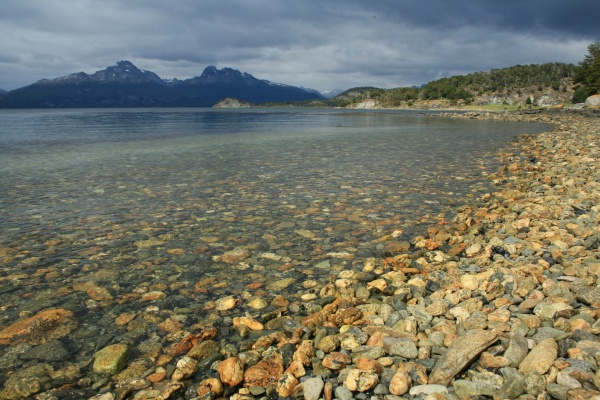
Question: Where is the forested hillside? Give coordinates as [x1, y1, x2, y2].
[332, 63, 577, 108]
[332, 43, 600, 109]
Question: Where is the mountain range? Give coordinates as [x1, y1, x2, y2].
[0, 61, 325, 108]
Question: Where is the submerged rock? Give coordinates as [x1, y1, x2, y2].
[0, 309, 77, 346]
[93, 344, 129, 375]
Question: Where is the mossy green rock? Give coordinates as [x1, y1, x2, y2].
[93, 343, 129, 375]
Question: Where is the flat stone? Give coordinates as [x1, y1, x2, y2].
[351, 345, 385, 362]
[213, 247, 250, 262]
[519, 338, 557, 375]
[267, 278, 296, 290]
[504, 335, 529, 368]
[0, 363, 53, 400]
[389, 340, 418, 359]
[557, 371, 582, 389]
[429, 329, 498, 386]
[454, 380, 497, 397]
[409, 384, 449, 396]
[22, 340, 69, 362]
[567, 388, 600, 400]
[575, 286, 600, 306]
[533, 302, 573, 320]
[0, 309, 77, 346]
[532, 327, 566, 342]
[93, 343, 129, 375]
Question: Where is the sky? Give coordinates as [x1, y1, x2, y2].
[1, 0, 599, 92]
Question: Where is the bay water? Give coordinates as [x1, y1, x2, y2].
[0, 108, 547, 381]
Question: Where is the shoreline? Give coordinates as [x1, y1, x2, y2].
[1, 109, 599, 399]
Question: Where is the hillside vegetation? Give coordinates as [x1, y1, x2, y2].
[274, 43, 598, 110]
[332, 63, 578, 109]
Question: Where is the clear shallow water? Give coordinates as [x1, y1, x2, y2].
[0, 108, 547, 380]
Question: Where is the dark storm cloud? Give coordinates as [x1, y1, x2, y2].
[0, 0, 598, 91]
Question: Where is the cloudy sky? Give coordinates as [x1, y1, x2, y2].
[1, 0, 598, 92]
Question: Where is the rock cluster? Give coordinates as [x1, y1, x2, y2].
[1, 109, 599, 399]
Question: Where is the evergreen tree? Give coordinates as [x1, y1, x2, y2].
[574, 42, 600, 99]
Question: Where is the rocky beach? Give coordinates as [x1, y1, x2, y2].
[0, 108, 599, 400]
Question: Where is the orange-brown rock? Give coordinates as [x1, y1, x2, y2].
[355, 358, 384, 374]
[73, 282, 114, 302]
[0, 308, 77, 345]
[331, 307, 362, 326]
[197, 378, 224, 396]
[285, 360, 306, 378]
[293, 340, 315, 366]
[302, 298, 340, 329]
[389, 370, 411, 396]
[243, 352, 284, 387]
[233, 316, 264, 331]
[344, 369, 379, 392]
[276, 371, 299, 397]
[218, 357, 245, 387]
[322, 352, 351, 370]
[115, 312, 137, 326]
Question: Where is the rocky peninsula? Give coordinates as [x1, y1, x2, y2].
[0, 109, 599, 400]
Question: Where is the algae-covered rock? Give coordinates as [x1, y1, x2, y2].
[93, 343, 129, 375]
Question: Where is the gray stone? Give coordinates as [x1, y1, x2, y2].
[409, 384, 449, 396]
[389, 340, 418, 359]
[533, 302, 573, 320]
[524, 372, 546, 396]
[22, 340, 69, 362]
[546, 383, 569, 400]
[0, 363, 53, 400]
[351, 346, 385, 362]
[301, 377, 324, 400]
[453, 380, 497, 397]
[575, 286, 600, 306]
[585, 94, 600, 106]
[373, 383, 389, 395]
[556, 371, 582, 389]
[532, 327, 566, 343]
[504, 335, 529, 368]
[335, 385, 354, 400]
[499, 375, 525, 399]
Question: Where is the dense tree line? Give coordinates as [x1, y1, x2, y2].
[420, 63, 576, 104]
[327, 63, 578, 107]
[572, 42, 600, 103]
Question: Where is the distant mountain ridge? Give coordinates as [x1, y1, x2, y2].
[0, 61, 325, 108]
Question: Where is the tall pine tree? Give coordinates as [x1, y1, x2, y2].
[574, 42, 600, 101]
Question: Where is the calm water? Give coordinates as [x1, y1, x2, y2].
[0, 108, 547, 383]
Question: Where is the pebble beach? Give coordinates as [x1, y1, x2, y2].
[0, 109, 599, 400]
